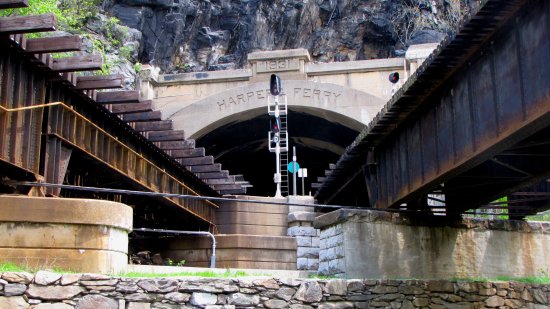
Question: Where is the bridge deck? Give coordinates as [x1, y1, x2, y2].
[316, 0, 550, 217]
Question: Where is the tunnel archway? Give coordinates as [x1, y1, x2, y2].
[196, 106, 363, 196]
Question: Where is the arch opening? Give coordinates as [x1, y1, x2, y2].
[196, 107, 363, 197]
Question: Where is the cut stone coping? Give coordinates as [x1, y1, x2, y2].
[314, 209, 550, 234]
[248, 48, 311, 62]
[0, 195, 132, 231]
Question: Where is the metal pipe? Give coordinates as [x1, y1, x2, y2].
[7, 182, 548, 217]
[133, 228, 216, 268]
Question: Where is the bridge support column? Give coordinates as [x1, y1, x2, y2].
[314, 209, 550, 279]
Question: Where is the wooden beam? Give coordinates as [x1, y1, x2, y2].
[130, 120, 172, 132]
[51, 54, 102, 72]
[211, 183, 245, 191]
[178, 156, 213, 166]
[26, 35, 81, 53]
[218, 188, 247, 195]
[0, 14, 56, 34]
[205, 177, 236, 185]
[76, 74, 124, 90]
[168, 148, 205, 158]
[196, 170, 229, 179]
[0, 0, 29, 9]
[143, 130, 184, 141]
[121, 111, 161, 122]
[109, 101, 152, 114]
[187, 163, 221, 173]
[154, 140, 195, 150]
[96, 90, 139, 103]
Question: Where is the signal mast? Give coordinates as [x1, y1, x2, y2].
[267, 74, 288, 197]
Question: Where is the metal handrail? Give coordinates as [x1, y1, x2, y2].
[133, 228, 216, 268]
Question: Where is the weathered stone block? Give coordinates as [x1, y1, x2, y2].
[125, 293, 156, 302]
[307, 258, 319, 270]
[253, 279, 280, 290]
[413, 297, 429, 307]
[264, 299, 288, 309]
[35, 271, 62, 286]
[297, 258, 308, 270]
[318, 261, 329, 274]
[370, 285, 398, 294]
[1, 272, 33, 284]
[319, 238, 327, 250]
[485, 295, 505, 307]
[0, 296, 28, 309]
[275, 287, 296, 301]
[227, 293, 260, 306]
[398, 285, 423, 295]
[288, 212, 316, 223]
[138, 279, 178, 293]
[4, 283, 26, 296]
[296, 236, 312, 247]
[60, 274, 81, 286]
[126, 302, 151, 309]
[328, 259, 346, 274]
[326, 234, 344, 248]
[27, 285, 86, 301]
[312, 236, 320, 246]
[76, 295, 118, 309]
[318, 302, 354, 309]
[164, 292, 190, 303]
[297, 247, 319, 259]
[325, 279, 347, 296]
[190, 292, 218, 306]
[288, 226, 317, 237]
[294, 281, 323, 303]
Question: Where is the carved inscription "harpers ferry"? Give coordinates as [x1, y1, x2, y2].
[216, 87, 342, 110]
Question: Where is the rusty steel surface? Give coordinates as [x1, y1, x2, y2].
[0, 36, 220, 226]
[44, 103, 217, 224]
[0, 40, 46, 176]
[316, 0, 550, 215]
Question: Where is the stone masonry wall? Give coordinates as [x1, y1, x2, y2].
[287, 197, 320, 272]
[1, 271, 549, 308]
[318, 223, 345, 277]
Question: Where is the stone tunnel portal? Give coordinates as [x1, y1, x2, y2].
[196, 106, 363, 197]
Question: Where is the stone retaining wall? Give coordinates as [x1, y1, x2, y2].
[0, 271, 549, 308]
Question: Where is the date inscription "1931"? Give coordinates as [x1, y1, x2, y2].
[257, 59, 299, 73]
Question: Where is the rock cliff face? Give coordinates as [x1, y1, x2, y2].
[102, 0, 471, 73]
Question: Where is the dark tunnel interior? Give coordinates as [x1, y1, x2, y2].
[196, 108, 362, 197]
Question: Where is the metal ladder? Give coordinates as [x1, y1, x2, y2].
[279, 113, 289, 196]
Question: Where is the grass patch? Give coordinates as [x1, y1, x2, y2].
[494, 276, 550, 284]
[119, 269, 257, 278]
[0, 262, 26, 272]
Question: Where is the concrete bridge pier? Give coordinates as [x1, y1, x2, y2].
[314, 209, 550, 279]
[136, 196, 321, 271]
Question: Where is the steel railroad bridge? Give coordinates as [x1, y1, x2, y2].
[2, 0, 550, 227]
[0, 0, 250, 231]
[315, 0, 550, 219]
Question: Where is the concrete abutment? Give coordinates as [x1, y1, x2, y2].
[0, 195, 133, 274]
